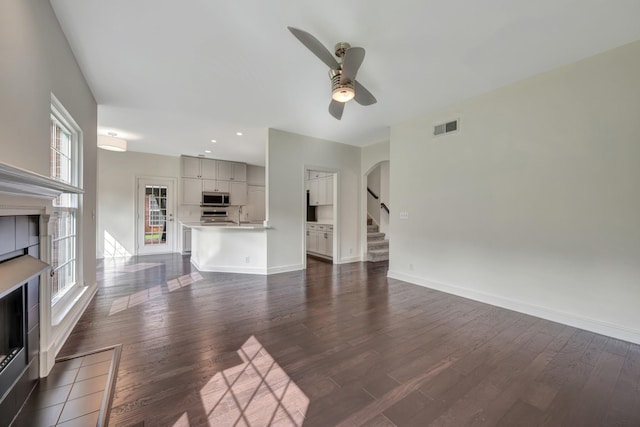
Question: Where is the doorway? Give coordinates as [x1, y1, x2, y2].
[136, 177, 176, 255]
[304, 169, 337, 265]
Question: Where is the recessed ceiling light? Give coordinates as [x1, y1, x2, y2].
[210, 139, 216, 143]
[205, 150, 211, 153]
[236, 132, 243, 136]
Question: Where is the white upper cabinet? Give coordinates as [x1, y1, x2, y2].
[208, 160, 246, 181]
[200, 159, 217, 179]
[181, 156, 217, 179]
[182, 178, 202, 204]
[231, 162, 246, 181]
[182, 157, 202, 178]
[217, 161, 232, 181]
[306, 172, 333, 206]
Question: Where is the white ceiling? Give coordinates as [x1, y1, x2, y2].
[50, 0, 640, 166]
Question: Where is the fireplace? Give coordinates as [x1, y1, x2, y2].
[0, 287, 24, 373]
[0, 215, 47, 424]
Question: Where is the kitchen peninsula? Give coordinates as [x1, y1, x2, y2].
[181, 221, 270, 274]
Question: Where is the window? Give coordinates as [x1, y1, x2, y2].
[50, 96, 81, 305]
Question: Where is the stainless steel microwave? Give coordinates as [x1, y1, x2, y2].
[201, 192, 230, 206]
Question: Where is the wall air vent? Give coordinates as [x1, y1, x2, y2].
[433, 119, 459, 136]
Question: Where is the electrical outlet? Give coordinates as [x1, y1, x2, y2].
[409, 263, 413, 271]
[400, 211, 409, 220]
[349, 248, 353, 254]
[245, 256, 251, 264]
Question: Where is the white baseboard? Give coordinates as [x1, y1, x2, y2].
[41, 283, 97, 376]
[266, 264, 304, 275]
[387, 270, 640, 345]
[338, 255, 362, 264]
[191, 259, 267, 275]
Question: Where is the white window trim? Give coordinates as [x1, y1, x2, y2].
[50, 94, 84, 319]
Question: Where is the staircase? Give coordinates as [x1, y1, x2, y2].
[367, 221, 389, 262]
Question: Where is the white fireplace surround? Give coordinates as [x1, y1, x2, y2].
[0, 161, 93, 377]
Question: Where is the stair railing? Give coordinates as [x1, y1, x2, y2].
[367, 187, 379, 200]
[381, 203, 389, 214]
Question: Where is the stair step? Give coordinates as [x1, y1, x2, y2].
[367, 232, 385, 241]
[368, 239, 389, 251]
[367, 225, 379, 233]
[367, 249, 389, 262]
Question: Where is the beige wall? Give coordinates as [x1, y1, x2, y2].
[97, 150, 180, 258]
[266, 129, 361, 271]
[0, 0, 98, 372]
[0, 0, 98, 283]
[389, 41, 640, 344]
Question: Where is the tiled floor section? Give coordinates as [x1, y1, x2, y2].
[12, 348, 120, 427]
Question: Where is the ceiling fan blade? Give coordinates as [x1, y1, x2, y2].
[329, 99, 345, 120]
[340, 47, 365, 84]
[354, 80, 377, 106]
[288, 27, 339, 69]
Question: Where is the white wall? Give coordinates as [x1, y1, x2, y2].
[389, 41, 640, 344]
[97, 150, 180, 258]
[0, 0, 98, 372]
[266, 129, 361, 272]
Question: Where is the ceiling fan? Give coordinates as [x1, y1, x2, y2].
[288, 27, 377, 120]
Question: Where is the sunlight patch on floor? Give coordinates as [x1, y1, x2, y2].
[108, 269, 203, 316]
[172, 336, 309, 426]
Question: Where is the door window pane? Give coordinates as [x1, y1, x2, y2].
[145, 185, 167, 245]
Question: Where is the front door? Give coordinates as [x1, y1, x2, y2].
[137, 177, 176, 255]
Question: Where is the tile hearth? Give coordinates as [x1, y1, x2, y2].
[12, 347, 120, 427]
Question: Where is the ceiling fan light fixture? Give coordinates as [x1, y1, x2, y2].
[332, 86, 355, 103]
[98, 132, 127, 152]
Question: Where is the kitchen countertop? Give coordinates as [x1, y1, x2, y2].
[181, 221, 270, 230]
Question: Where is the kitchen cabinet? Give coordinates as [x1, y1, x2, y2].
[318, 176, 332, 205]
[231, 162, 247, 181]
[306, 226, 318, 252]
[202, 179, 229, 193]
[246, 186, 265, 222]
[181, 156, 248, 205]
[306, 223, 333, 259]
[308, 179, 319, 205]
[216, 161, 247, 182]
[308, 170, 326, 179]
[307, 174, 333, 206]
[183, 178, 230, 205]
[182, 178, 203, 205]
[230, 181, 247, 205]
[182, 226, 192, 254]
[182, 156, 217, 179]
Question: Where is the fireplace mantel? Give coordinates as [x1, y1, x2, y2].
[0, 255, 50, 299]
[0, 162, 83, 198]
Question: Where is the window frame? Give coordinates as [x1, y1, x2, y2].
[50, 94, 84, 313]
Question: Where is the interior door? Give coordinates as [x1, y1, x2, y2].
[137, 177, 176, 255]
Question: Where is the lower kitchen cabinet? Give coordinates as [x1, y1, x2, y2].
[306, 223, 333, 259]
[182, 226, 192, 254]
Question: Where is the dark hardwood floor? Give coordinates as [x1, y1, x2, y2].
[59, 255, 640, 426]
